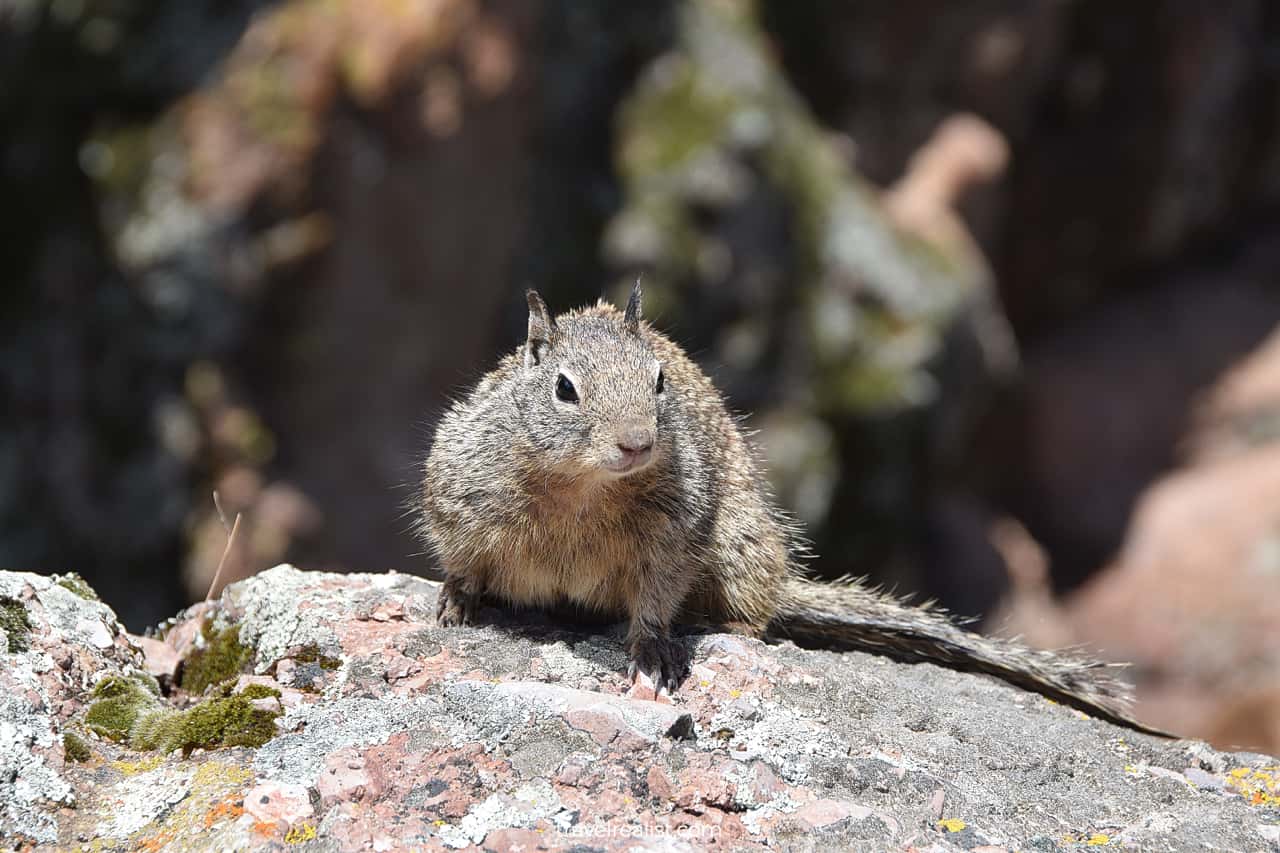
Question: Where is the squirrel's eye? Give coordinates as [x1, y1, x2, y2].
[655, 369, 665, 394]
[555, 374, 579, 404]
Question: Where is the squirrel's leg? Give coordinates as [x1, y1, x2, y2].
[624, 566, 691, 692]
[435, 566, 488, 627]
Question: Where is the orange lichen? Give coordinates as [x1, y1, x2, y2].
[203, 799, 245, 829]
[252, 820, 280, 837]
[138, 830, 176, 852]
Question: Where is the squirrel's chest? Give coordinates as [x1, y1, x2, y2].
[487, 492, 661, 612]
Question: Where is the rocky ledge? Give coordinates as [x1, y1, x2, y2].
[1, 566, 1277, 851]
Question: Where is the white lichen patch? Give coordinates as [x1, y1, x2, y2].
[97, 765, 195, 839]
[538, 640, 614, 683]
[0, 572, 126, 844]
[0, 688, 75, 844]
[1, 571, 124, 651]
[436, 779, 564, 848]
[226, 565, 345, 670]
[254, 695, 449, 782]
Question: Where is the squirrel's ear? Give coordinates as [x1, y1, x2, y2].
[623, 276, 642, 336]
[525, 289, 556, 367]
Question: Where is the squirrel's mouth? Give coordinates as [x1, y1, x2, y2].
[601, 446, 653, 476]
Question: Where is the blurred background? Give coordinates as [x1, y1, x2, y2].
[4, 0, 1279, 752]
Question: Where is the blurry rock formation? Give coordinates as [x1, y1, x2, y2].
[601, 0, 1016, 608]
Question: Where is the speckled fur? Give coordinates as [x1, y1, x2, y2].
[419, 287, 1166, 734]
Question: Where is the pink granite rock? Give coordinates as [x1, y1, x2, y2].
[242, 780, 313, 828]
[4, 564, 1277, 851]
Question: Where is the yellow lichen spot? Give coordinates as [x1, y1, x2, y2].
[728, 689, 741, 698]
[699, 681, 710, 688]
[1086, 833, 1110, 845]
[937, 818, 966, 832]
[1123, 765, 1138, 775]
[1225, 766, 1280, 808]
[284, 823, 317, 844]
[433, 820, 446, 827]
[112, 756, 165, 775]
[193, 761, 254, 788]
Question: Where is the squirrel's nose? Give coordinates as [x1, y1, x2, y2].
[616, 426, 654, 456]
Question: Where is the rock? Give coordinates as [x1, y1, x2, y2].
[242, 779, 314, 828]
[128, 633, 182, 681]
[492, 681, 694, 747]
[2, 564, 1278, 851]
[0, 572, 143, 845]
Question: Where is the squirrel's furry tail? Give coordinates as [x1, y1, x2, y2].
[770, 576, 1173, 737]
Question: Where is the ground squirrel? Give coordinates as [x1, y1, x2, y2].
[419, 284, 1166, 734]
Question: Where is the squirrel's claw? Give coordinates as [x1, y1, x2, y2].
[628, 634, 687, 694]
[436, 577, 479, 627]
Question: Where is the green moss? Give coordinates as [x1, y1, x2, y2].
[54, 572, 99, 601]
[92, 672, 161, 699]
[84, 674, 161, 741]
[286, 645, 342, 692]
[237, 683, 282, 700]
[0, 596, 32, 653]
[83, 668, 281, 755]
[85, 697, 139, 740]
[132, 689, 281, 755]
[292, 644, 341, 671]
[63, 732, 92, 762]
[180, 621, 253, 695]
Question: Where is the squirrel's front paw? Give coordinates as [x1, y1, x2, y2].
[627, 634, 688, 693]
[435, 577, 480, 627]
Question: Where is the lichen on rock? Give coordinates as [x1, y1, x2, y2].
[2, 565, 1279, 850]
[0, 571, 138, 844]
[53, 572, 99, 601]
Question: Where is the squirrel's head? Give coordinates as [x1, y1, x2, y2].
[515, 282, 667, 479]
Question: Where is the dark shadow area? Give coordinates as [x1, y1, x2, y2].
[0, 1, 275, 629]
